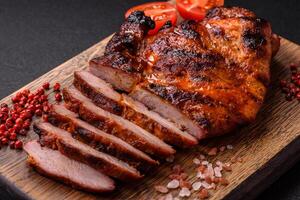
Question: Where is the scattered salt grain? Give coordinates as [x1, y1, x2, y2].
[193, 158, 201, 165]
[219, 146, 226, 152]
[155, 185, 169, 194]
[166, 155, 175, 163]
[216, 160, 223, 167]
[201, 181, 212, 189]
[167, 179, 180, 189]
[199, 154, 206, 160]
[196, 171, 205, 179]
[164, 193, 173, 200]
[201, 160, 209, 166]
[211, 183, 216, 190]
[192, 181, 202, 191]
[179, 187, 191, 197]
[226, 144, 233, 150]
[206, 164, 214, 177]
[172, 165, 183, 174]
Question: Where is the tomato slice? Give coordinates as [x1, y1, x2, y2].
[176, 0, 224, 21]
[125, 2, 177, 35]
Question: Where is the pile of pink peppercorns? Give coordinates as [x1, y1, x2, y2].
[0, 82, 62, 150]
[280, 63, 300, 101]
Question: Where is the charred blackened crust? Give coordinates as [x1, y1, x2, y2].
[174, 20, 199, 39]
[105, 11, 154, 55]
[126, 11, 155, 30]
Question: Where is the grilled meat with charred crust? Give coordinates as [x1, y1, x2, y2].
[89, 7, 280, 139]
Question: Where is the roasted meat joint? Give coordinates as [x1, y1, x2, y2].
[23, 6, 279, 193]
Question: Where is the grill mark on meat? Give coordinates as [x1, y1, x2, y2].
[174, 20, 199, 39]
[24, 140, 115, 193]
[242, 29, 266, 51]
[148, 83, 214, 106]
[130, 87, 206, 139]
[47, 104, 158, 170]
[34, 122, 142, 181]
[146, 83, 251, 136]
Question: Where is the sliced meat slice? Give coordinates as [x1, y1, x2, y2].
[121, 95, 198, 147]
[73, 70, 198, 147]
[89, 56, 141, 93]
[63, 87, 176, 158]
[47, 104, 158, 169]
[74, 70, 123, 115]
[33, 122, 142, 181]
[130, 87, 204, 139]
[24, 140, 115, 193]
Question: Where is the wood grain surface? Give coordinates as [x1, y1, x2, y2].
[0, 34, 299, 200]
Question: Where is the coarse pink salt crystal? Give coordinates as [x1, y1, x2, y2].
[172, 165, 183, 174]
[179, 187, 191, 197]
[216, 160, 223, 167]
[201, 181, 212, 189]
[214, 167, 222, 178]
[155, 185, 169, 194]
[197, 171, 205, 179]
[223, 163, 232, 172]
[166, 155, 175, 163]
[165, 193, 173, 200]
[206, 164, 214, 177]
[180, 173, 188, 180]
[193, 158, 201, 165]
[199, 154, 206, 160]
[226, 144, 233, 150]
[201, 160, 209, 166]
[219, 146, 226, 152]
[167, 179, 180, 189]
[211, 183, 216, 190]
[237, 157, 243, 163]
[192, 181, 202, 191]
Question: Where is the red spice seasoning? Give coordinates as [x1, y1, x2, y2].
[42, 82, 50, 90]
[0, 82, 62, 151]
[280, 62, 300, 101]
[53, 83, 61, 92]
[55, 93, 62, 102]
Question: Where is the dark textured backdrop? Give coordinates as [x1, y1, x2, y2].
[0, 0, 299, 199]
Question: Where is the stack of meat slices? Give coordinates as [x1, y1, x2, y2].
[24, 70, 196, 192]
[24, 7, 279, 193]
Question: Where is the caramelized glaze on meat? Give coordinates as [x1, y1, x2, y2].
[90, 9, 280, 138]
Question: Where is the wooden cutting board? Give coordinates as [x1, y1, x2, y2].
[0, 31, 300, 200]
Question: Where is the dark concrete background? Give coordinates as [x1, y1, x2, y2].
[0, 0, 299, 199]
